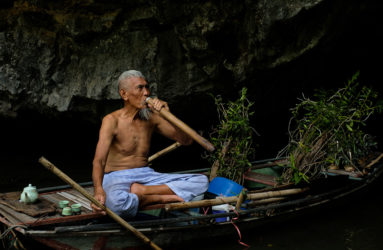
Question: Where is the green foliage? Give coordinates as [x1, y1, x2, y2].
[206, 88, 256, 184]
[280, 72, 382, 184]
[288, 153, 309, 185]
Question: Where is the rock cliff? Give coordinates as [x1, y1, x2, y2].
[1, 0, 379, 121]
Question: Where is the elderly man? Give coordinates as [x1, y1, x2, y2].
[92, 70, 208, 217]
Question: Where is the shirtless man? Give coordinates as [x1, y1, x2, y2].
[92, 70, 208, 217]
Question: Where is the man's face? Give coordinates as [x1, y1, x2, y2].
[121, 77, 150, 109]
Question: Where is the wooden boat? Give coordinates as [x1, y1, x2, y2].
[1, 155, 382, 249]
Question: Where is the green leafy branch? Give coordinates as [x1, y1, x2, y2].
[205, 88, 256, 184]
[279, 72, 382, 184]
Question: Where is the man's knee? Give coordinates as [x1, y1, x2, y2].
[188, 174, 209, 194]
[196, 174, 209, 189]
[105, 191, 139, 217]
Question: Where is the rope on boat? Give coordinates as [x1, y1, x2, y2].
[0, 225, 28, 239]
[213, 197, 250, 248]
[0, 224, 28, 250]
[230, 208, 250, 248]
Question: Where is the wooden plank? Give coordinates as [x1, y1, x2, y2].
[243, 171, 277, 186]
[44, 193, 65, 205]
[66, 190, 93, 209]
[0, 217, 26, 234]
[326, 169, 362, 178]
[55, 192, 74, 202]
[57, 192, 92, 211]
[0, 191, 56, 217]
[0, 197, 104, 227]
[251, 159, 288, 170]
[0, 208, 103, 227]
[43, 192, 92, 213]
[67, 189, 92, 204]
[0, 207, 23, 225]
[0, 215, 13, 226]
[26, 212, 104, 227]
[0, 187, 104, 228]
[0, 204, 32, 224]
[41, 194, 62, 206]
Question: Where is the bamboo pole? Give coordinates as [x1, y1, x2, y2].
[148, 142, 182, 163]
[235, 188, 246, 211]
[365, 152, 383, 169]
[146, 97, 215, 152]
[165, 187, 308, 211]
[246, 197, 286, 207]
[38, 157, 162, 250]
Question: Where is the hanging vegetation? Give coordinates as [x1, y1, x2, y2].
[205, 88, 256, 185]
[278, 72, 383, 184]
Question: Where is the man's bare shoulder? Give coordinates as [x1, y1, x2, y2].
[101, 110, 121, 128]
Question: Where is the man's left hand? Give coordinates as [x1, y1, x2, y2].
[149, 98, 169, 112]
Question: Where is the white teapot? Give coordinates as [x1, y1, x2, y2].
[20, 184, 39, 204]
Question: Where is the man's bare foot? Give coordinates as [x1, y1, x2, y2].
[131, 183, 184, 207]
[138, 194, 184, 208]
[160, 195, 184, 203]
[130, 183, 179, 196]
[130, 183, 146, 195]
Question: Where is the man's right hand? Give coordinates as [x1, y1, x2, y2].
[92, 187, 107, 215]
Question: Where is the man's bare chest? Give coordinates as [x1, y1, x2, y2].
[114, 120, 153, 145]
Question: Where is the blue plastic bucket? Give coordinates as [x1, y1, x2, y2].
[212, 210, 229, 222]
[208, 177, 243, 197]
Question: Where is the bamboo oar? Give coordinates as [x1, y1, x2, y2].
[148, 142, 182, 163]
[146, 97, 215, 152]
[38, 157, 162, 250]
[164, 187, 308, 211]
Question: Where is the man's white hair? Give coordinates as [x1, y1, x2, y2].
[118, 70, 145, 91]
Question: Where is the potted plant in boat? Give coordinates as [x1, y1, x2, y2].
[205, 87, 256, 196]
[277, 72, 383, 184]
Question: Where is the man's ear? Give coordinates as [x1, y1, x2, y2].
[120, 89, 129, 101]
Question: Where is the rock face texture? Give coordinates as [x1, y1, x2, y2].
[1, 0, 380, 122]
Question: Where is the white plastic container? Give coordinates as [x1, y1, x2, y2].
[212, 204, 232, 222]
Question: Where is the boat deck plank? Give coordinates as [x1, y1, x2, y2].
[0, 204, 25, 225]
[0, 187, 104, 228]
[67, 189, 93, 207]
[56, 192, 92, 211]
[243, 171, 277, 186]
